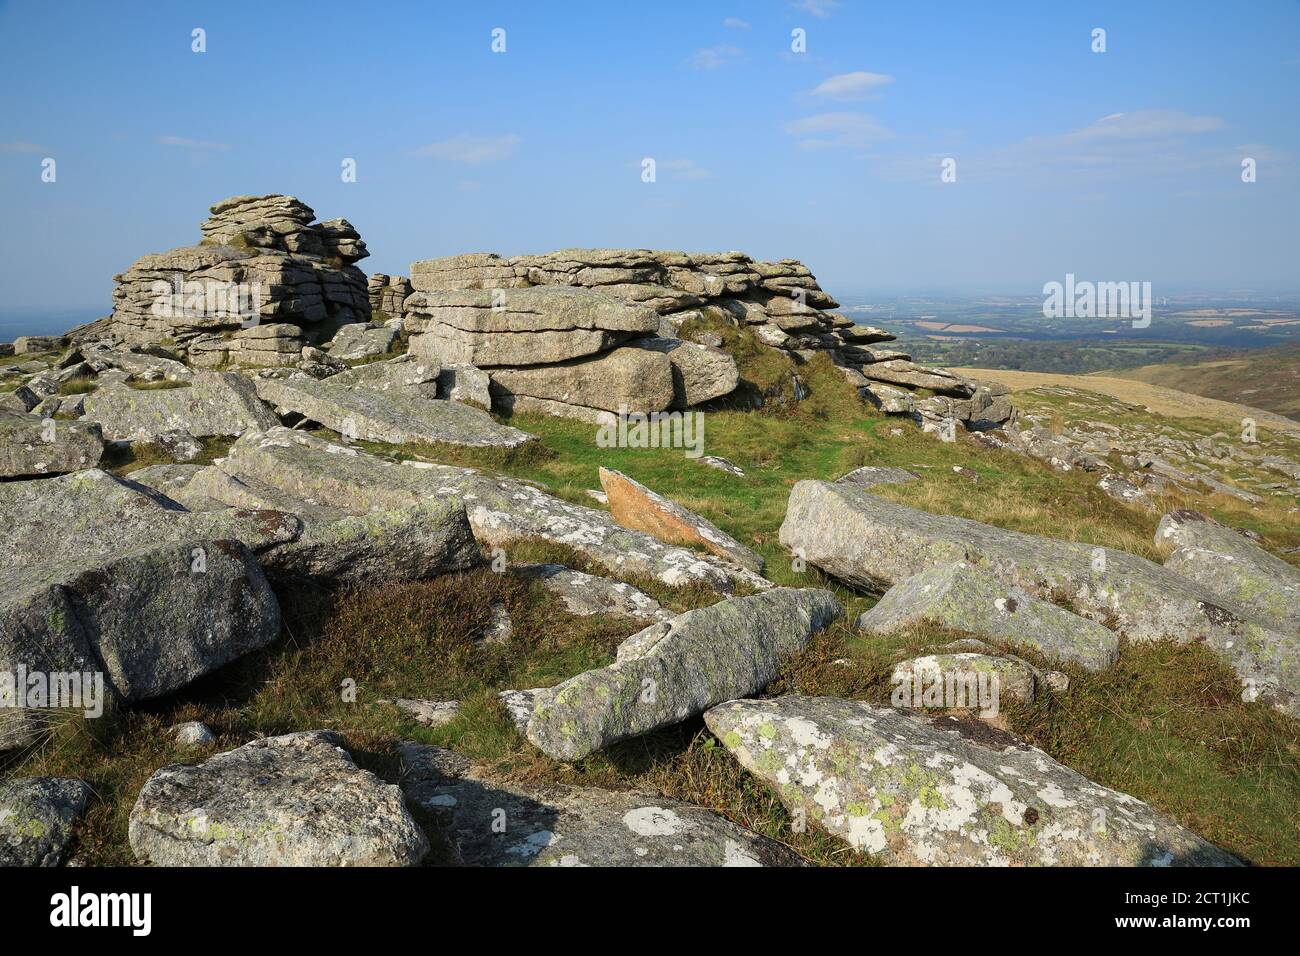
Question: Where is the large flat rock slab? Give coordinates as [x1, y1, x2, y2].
[81, 371, 279, 441]
[404, 768, 803, 867]
[858, 561, 1120, 671]
[705, 696, 1239, 866]
[200, 428, 767, 593]
[129, 731, 428, 866]
[0, 778, 92, 867]
[255, 374, 533, 448]
[526, 588, 841, 761]
[780, 480, 1299, 714]
[1157, 510, 1300, 634]
[488, 346, 675, 414]
[0, 469, 300, 575]
[0, 409, 103, 477]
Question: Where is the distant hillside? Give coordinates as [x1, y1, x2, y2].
[1104, 345, 1300, 422]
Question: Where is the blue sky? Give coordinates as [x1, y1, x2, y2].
[1, 0, 1298, 317]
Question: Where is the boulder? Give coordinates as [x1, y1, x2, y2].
[198, 427, 767, 593]
[326, 322, 398, 361]
[0, 409, 104, 477]
[1098, 473, 1151, 507]
[859, 382, 916, 415]
[12, 336, 65, 354]
[1156, 510, 1300, 634]
[857, 562, 1121, 671]
[889, 653, 1037, 712]
[511, 563, 673, 622]
[436, 364, 491, 409]
[526, 588, 841, 761]
[860, 360, 976, 397]
[1, 538, 280, 702]
[329, 353, 440, 394]
[599, 467, 764, 574]
[253, 375, 534, 448]
[779, 480, 1299, 714]
[705, 696, 1239, 866]
[488, 346, 676, 414]
[128, 731, 428, 866]
[80, 371, 278, 442]
[404, 768, 803, 867]
[0, 778, 92, 866]
[628, 337, 739, 407]
[835, 465, 918, 489]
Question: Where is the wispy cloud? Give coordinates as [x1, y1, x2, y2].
[723, 17, 751, 30]
[687, 44, 742, 70]
[0, 141, 47, 154]
[784, 112, 894, 149]
[811, 71, 894, 101]
[792, 0, 840, 18]
[413, 133, 522, 163]
[158, 135, 231, 151]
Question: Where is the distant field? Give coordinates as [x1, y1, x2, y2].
[950, 367, 1300, 435]
[1103, 345, 1300, 422]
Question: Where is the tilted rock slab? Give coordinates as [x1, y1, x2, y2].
[1, 538, 280, 703]
[1156, 510, 1300, 634]
[129, 731, 428, 866]
[600, 467, 764, 574]
[200, 427, 767, 592]
[858, 562, 1120, 671]
[705, 696, 1239, 866]
[0, 409, 103, 477]
[254, 374, 533, 448]
[0, 778, 92, 866]
[526, 588, 841, 761]
[0, 468, 300, 575]
[512, 563, 673, 622]
[81, 371, 278, 441]
[780, 480, 1299, 714]
[404, 770, 803, 867]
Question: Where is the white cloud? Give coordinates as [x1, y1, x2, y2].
[723, 17, 751, 29]
[811, 71, 894, 101]
[687, 45, 742, 70]
[784, 112, 894, 149]
[414, 134, 522, 163]
[158, 135, 231, 151]
[792, 0, 840, 18]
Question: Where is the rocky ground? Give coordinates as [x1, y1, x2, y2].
[2, 194, 1297, 868]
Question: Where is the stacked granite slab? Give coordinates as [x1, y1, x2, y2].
[367, 274, 413, 319]
[402, 249, 1012, 431]
[104, 195, 371, 363]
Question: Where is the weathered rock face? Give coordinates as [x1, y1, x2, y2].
[128, 731, 428, 866]
[1156, 510, 1300, 634]
[629, 337, 739, 408]
[890, 653, 1037, 711]
[511, 563, 673, 623]
[253, 374, 534, 448]
[81, 371, 279, 441]
[368, 273, 412, 318]
[326, 322, 397, 361]
[489, 346, 676, 415]
[407, 287, 660, 367]
[780, 480, 1299, 714]
[0, 778, 92, 866]
[525, 588, 841, 761]
[858, 562, 1121, 671]
[0, 468, 299, 575]
[599, 467, 764, 573]
[0, 409, 103, 477]
[401, 751, 802, 866]
[103, 195, 370, 358]
[705, 696, 1239, 866]
[329, 353, 440, 394]
[194, 427, 767, 593]
[2, 538, 280, 703]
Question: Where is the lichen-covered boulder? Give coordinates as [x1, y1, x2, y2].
[890, 653, 1037, 713]
[0, 778, 92, 866]
[627, 336, 739, 407]
[0, 409, 103, 477]
[780, 480, 1299, 715]
[858, 561, 1120, 671]
[254, 374, 533, 448]
[599, 467, 764, 574]
[399, 745, 801, 866]
[325, 322, 397, 361]
[488, 345, 676, 414]
[1156, 510, 1300, 634]
[526, 588, 841, 761]
[80, 371, 278, 441]
[129, 731, 428, 866]
[705, 696, 1239, 866]
[511, 563, 673, 623]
